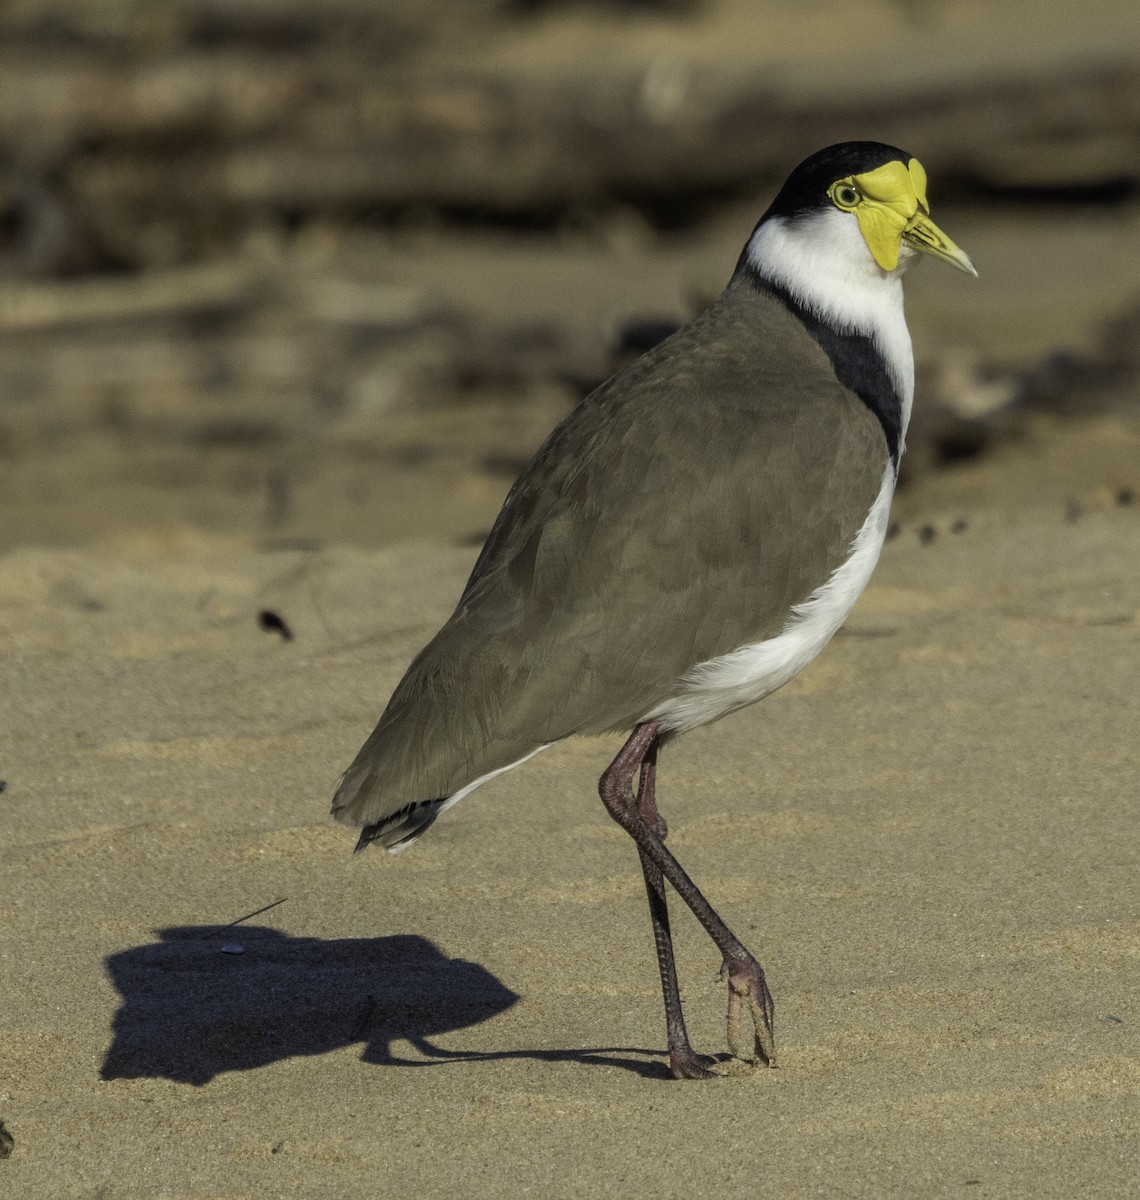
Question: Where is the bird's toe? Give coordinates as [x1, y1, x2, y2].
[668, 1045, 720, 1080]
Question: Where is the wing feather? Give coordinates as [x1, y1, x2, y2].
[332, 279, 889, 832]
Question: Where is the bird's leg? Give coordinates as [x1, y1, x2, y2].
[599, 723, 776, 1072]
[631, 736, 717, 1080]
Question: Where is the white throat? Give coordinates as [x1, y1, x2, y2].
[747, 210, 915, 436]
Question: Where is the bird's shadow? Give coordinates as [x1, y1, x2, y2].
[100, 925, 668, 1084]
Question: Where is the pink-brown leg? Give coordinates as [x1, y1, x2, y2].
[633, 739, 716, 1079]
[599, 722, 776, 1077]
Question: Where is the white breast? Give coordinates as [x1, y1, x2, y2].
[643, 464, 895, 734]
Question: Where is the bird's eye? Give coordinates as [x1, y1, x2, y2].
[831, 183, 860, 209]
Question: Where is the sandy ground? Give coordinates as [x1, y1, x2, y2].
[1, 419, 1137, 1199]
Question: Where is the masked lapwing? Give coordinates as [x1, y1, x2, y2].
[332, 142, 975, 1079]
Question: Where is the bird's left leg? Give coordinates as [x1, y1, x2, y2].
[600, 722, 775, 1070]
[631, 735, 717, 1079]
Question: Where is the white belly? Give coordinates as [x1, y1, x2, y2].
[644, 464, 896, 735]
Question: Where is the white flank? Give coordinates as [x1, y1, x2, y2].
[385, 744, 550, 853]
[644, 464, 896, 734]
[747, 209, 916, 435]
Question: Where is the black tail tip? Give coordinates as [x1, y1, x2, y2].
[354, 825, 379, 854]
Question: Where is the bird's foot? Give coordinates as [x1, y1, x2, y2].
[723, 955, 777, 1068]
[668, 1044, 719, 1080]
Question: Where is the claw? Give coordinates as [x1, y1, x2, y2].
[669, 1045, 719, 1080]
[726, 979, 747, 1060]
[724, 956, 777, 1068]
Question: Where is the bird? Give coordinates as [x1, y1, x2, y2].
[331, 142, 975, 1080]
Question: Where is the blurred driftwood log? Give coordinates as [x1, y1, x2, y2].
[1, 1, 1138, 271]
[0, 1, 1138, 549]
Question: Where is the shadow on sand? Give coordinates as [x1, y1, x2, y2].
[101, 926, 668, 1084]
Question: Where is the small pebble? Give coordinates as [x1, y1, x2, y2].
[257, 610, 294, 641]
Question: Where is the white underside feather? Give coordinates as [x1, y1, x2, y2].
[642, 465, 895, 733]
[385, 744, 549, 853]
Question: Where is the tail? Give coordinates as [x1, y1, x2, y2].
[351, 798, 450, 855]
[333, 738, 549, 856]
[331, 746, 453, 855]
[330, 683, 459, 855]
[330, 646, 547, 855]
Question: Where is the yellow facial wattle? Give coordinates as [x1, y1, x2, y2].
[828, 157, 976, 276]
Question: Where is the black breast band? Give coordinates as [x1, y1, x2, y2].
[747, 272, 903, 466]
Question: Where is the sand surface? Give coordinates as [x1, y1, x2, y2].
[1, 424, 1137, 1199]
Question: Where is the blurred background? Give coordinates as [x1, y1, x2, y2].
[0, 0, 1137, 555]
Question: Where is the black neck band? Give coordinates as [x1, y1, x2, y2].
[745, 269, 903, 466]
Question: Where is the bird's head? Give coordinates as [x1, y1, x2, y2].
[746, 141, 976, 286]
